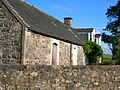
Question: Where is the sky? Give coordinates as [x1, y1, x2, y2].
[24, 0, 118, 54]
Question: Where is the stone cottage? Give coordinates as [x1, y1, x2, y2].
[0, 0, 86, 65]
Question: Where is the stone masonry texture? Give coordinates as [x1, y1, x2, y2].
[25, 30, 51, 65]
[59, 41, 71, 66]
[25, 30, 72, 65]
[77, 46, 85, 65]
[25, 30, 85, 65]
[0, 65, 120, 90]
[0, 1, 22, 64]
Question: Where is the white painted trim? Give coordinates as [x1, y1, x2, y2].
[99, 35, 101, 46]
[50, 39, 60, 65]
[71, 44, 78, 65]
[88, 33, 90, 41]
[23, 28, 28, 65]
[92, 28, 96, 42]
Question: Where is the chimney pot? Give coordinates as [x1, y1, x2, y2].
[64, 17, 73, 27]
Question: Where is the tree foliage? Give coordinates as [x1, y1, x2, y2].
[115, 39, 120, 64]
[83, 41, 103, 65]
[102, 0, 120, 63]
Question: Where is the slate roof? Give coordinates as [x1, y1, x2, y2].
[78, 34, 88, 42]
[73, 28, 94, 42]
[95, 34, 101, 38]
[4, 0, 85, 46]
[69, 28, 86, 44]
[74, 28, 94, 33]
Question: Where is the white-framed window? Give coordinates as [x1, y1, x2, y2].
[71, 45, 78, 65]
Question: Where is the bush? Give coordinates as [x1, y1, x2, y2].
[83, 41, 103, 65]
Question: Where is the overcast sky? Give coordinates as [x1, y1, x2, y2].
[24, 0, 118, 54]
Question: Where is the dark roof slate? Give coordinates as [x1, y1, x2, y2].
[74, 28, 94, 33]
[95, 34, 101, 38]
[78, 34, 88, 42]
[72, 29, 88, 43]
[5, 0, 85, 45]
[70, 27, 86, 44]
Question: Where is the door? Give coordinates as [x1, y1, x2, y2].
[52, 43, 58, 65]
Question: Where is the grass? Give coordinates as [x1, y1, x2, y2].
[101, 54, 113, 65]
[103, 54, 112, 62]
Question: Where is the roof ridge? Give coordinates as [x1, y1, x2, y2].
[74, 28, 94, 29]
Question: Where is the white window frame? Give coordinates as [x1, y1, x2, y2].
[71, 45, 78, 65]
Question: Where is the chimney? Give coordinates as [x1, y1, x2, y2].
[64, 17, 73, 27]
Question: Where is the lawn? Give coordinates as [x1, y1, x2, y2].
[101, 54, 113, 65]
[103, 54, 112, 62]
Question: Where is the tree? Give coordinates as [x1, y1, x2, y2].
[102, 0, 120, 62]
[115, 39, 120, 64]
[83, 41, 103, 65]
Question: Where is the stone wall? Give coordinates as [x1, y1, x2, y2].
[0, 1, 22, 64]
[25, 30, 51, 65]
[77, 46, 85, 65]
[0, 65, 120, 90]
[59, 41, 71, 66]
[24, 30, 85, 65]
